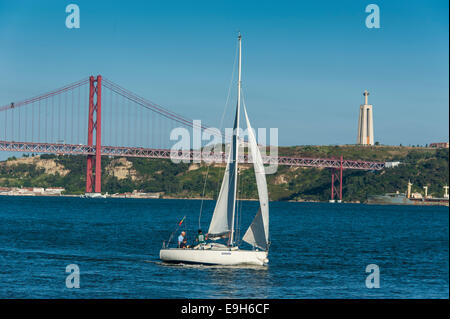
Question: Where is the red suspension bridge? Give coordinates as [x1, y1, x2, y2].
[0, 75, 385, 201]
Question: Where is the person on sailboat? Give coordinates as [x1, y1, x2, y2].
[195, 229, 206, 246]
[178, 231, 186, 248]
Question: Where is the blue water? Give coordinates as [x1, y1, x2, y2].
[0, 196, 448, 298]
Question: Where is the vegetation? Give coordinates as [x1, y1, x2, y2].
[0, 146, 448, 202]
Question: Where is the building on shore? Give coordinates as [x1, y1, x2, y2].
[429, 142, 449, 148]
[385, 161, 401, 168]
[45, 187, 65, 195]
[109, 190, 162, 199]
[0, 187, 65, 196]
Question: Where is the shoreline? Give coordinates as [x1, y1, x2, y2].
[0, 193, 342, 203]
[1, 193, 447, 206]
[0, 193, 374, 205]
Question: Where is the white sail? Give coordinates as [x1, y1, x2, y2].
[208, 113, 239, 238]
[208, 151, 232, 236]
[242, 105, 269, 250]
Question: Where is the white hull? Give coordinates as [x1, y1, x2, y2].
[160, 247, 268, 266]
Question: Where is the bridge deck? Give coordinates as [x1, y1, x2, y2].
[0, 140, 385, 170]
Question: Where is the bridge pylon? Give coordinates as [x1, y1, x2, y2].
[86, 75, 102, 194]
[330, 155, 343, 203]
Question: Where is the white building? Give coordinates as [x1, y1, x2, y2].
[385, 161, 401, 168]
[45, 187, 65, 195]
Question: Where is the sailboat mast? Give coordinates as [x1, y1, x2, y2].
[237, 33, 242, 126]
[229, 33, 242, 246]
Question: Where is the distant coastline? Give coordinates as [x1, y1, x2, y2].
[4, 193, 450, 207]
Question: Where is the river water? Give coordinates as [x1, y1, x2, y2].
[0, 196, 448, 298]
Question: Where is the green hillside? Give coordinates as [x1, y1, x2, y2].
[0, 145, 448, 202]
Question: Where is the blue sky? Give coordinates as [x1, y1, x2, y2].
[0, 0, 448, 149]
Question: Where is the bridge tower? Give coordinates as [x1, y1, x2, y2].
[330, 155, 343, 203]
[86, 75, 102, 194]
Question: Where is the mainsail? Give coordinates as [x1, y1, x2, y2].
[207, 110, 239, 238]
[242, 105, 270, 250]
[207, 150, 232, 236]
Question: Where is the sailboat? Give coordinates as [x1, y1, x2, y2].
[159, 34, 270, 266]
